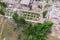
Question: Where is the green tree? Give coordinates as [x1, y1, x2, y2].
[44, 4, 50, 9]
[18, 16, 26, 24]
[24, 20, 53, 40]
[43, 20, 53, 26]
[46, 0, 49, 3]
[43, 10, 47, 18]
[12, 12, 18, 21]
[38, 5, 42, 9]
[17, 32, 21, 40]
[0, 2, 7, 8]
[0, 2, 7, 15]
[29, 4, 32, 10]
[0, 9, 5, 15]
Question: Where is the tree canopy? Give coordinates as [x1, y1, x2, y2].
[12, 12, 18, 20]
[0, 9, 5, 15]
[24, 20, 53, 40]
[0, 2, 7, 8]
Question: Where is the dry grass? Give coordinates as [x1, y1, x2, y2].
[2, 20, 18, 40]
[47, 34, 60, 40]
[0, 16, 17, 40]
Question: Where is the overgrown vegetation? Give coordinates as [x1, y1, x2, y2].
[12, 12, 53, 40]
